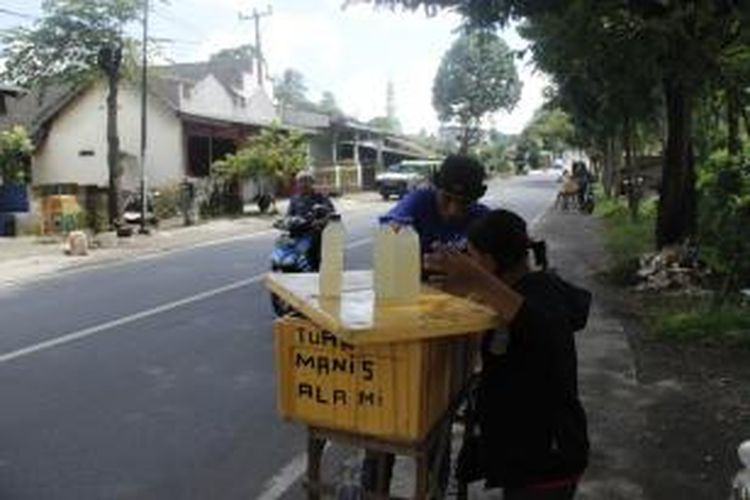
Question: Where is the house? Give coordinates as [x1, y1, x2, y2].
[281, 108, 437, 191]
[3, 48, 436, 223]
[19, 55, 280, 196]
[0, 83, 26, 116]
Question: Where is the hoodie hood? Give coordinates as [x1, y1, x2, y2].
[516, 271, 592, 333]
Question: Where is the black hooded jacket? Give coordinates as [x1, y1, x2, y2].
[477, 271, 591, 489]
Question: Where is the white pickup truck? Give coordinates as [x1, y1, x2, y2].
[375, 160, 440, 200]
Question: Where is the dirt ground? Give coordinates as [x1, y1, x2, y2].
[538, 208, 749, 500]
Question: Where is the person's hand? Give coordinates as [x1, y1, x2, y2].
[424, 248, 494, 300]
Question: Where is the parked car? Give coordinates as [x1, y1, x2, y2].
[375, 159, 441, 200]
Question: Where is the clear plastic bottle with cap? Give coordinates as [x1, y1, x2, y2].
[319, 213, 344, 297]
[373, 216, 421, 303]
[394, 217, 421, 302]
[374, 215, 396, 300]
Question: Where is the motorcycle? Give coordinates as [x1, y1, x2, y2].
[578, 182, 595, 214]
[269, 204, 334, 316]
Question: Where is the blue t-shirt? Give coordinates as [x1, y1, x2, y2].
[386, 188, 489, 254]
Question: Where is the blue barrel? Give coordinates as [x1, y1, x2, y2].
[0, 184, 29, 213]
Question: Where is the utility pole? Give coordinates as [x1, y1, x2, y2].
[139, 0, 149, 234]
[239, 5, 272, 87]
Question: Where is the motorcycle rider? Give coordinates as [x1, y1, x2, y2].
[571, 161, 593, 210]
[286, 170, 335, 269]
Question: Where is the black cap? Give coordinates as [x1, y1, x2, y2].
[433, 155, 487, 200]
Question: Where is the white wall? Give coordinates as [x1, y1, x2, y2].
[33, 81, 185, 190]
[182, 73, 277, 126]
[181, 74, 235, 119]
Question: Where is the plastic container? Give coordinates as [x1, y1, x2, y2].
[374, 216, 396, 300]
[373, 216, 421, 303]
[395, 221, 421, 302]
[319, 214, 344, 297]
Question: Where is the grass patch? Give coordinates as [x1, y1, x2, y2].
[595, 193, 656, 284]
[596, 190, 750, 348]
[645, 296, 750, 348]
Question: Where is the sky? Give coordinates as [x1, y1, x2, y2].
[0, 0, 548, 135]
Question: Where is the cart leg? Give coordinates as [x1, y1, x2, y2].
[415, 454, 429, 500]
[306, 433, 326, 500]
[375, 452, 394, 496]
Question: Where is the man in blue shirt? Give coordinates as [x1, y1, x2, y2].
[362, 154, 490, 494]
[388, 154, 490, 254]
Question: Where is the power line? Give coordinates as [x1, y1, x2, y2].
[151, 36, 201, 46]
[239, 5, 272, 86]
[151, 5, 209, 38]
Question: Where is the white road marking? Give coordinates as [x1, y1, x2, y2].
[0, 275, 264, 365]
[255, 453, 308, 500]
[0, 237, 373, 365]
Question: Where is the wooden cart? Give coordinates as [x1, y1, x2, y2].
[266, 271, 499, 499]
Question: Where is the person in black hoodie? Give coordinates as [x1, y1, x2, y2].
[425, 209, 591, 499]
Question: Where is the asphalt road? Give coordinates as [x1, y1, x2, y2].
[0, 173, 559, 500]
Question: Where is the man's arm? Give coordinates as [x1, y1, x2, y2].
[387, 189, 427, 221]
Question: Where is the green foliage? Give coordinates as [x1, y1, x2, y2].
[152, 183, 182, 221]
[596, 193, 657, 284]
[475, 131, 513, 173]
[648, 297, 750, 348]
[515, 107, 574, 166]
[1, 0, 144, 88]
[209, 44, 256, 64]
[697, 150, 750, 294]
[432, 30, 521, 150]
[212, 124, 308, 182]
[0, 126, 32, 183]
[318, 91, 341, 115]
[274, 68, 312, 110]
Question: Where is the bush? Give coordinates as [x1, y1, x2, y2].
[647, 296, 750, 348]
[697, 150, 750, 297]
[595, 192, 656, 283]
[153, 184, 182, 221]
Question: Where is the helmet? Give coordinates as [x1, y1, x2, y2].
[433, 155, 487, 201]
[296, 170, 314, 182]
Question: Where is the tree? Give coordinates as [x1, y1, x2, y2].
[432, 31, 521, 152]
[0, 126, 32, 184]
[2, 0, 146, 228]
[212, 124, 308, 214]
[368, 0, 748, 248]
[209, 44, 256, 65]
[522, 107, 574, 157]
[477, 129, 513, 173]
[318, 91, 341, 115]
[274, 68, 310, 110]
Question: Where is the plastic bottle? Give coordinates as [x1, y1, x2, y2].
[319, 214, 344, 297]
[373, 217, 421, 303]
[374, 216, 396, 300]
[394, 220, 421, 302]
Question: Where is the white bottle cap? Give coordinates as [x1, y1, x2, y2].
[740, 441, 750, 468]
